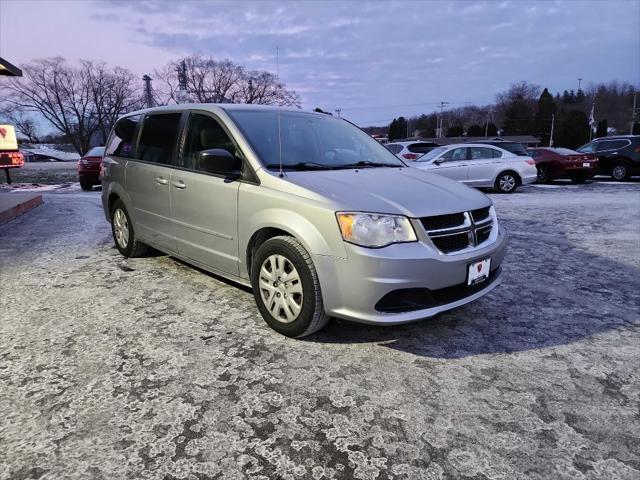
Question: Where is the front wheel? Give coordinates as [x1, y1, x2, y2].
[110, 199, 148, 257]
[494, 172, 519, 193]
[611, 162, 630, 181]
[251, 236, 329, 338]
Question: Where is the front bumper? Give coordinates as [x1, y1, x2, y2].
[314, 225, 508, 325]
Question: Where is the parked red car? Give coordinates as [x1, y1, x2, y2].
[77, 146, 105, 191]
[527, 147, 598, 184]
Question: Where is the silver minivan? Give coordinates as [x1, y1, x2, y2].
[102, 105, 508, 337]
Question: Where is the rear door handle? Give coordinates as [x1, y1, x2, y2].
[172, 180, 187, 189]
[155, 177, 168, 185]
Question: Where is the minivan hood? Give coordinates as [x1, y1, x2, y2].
[283, 166, 491, 217]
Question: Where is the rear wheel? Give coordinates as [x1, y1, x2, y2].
[251, 236, 329, 337]
[79, 178, 93, 191]
[110, 200, 148, 257]
[494, 171, 519, 193]
[611, 161, 630, 181]
[537, 165, 552, 184]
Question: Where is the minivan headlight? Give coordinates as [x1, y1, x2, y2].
[336, 212, 417, 248]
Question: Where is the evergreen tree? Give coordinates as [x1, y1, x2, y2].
[503, 95, 534, 135]
[446, 125, 464, 137]
[481, 123, 498, 136]
[555, 109, 589, 149]
[595, 119, 608, 138]
[535, 88, 556, 145]
[466, 124, 483, 136]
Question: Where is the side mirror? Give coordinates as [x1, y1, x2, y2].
[433, 158, 444, 165]
[197, 149, 242, 178]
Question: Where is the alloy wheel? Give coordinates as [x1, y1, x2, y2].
[113, 208, 129, 249]
[259, 254, 303, 323]
[500, 174, 516, 192]
[612, 165, 627, 180]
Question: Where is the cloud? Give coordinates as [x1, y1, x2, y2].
[1, 0, 638, 126]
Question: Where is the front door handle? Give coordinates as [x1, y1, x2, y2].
[172, 180, 187, 190]
[155, 177, 168, 185]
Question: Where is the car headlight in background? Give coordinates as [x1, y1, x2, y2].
[336, 212, 417, 248]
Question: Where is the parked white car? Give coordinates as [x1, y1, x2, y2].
[411, 143, 538, 193]
[385, 141, 439, 161]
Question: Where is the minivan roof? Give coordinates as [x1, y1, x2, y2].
[123, 103, 313, 118]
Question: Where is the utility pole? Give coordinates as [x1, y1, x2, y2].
[484, 108, 493, 137]
[438, 101, 449, 138]
[142, 74, 154, 108]
[578, 78, 583, 91]
[631, 91, 638, 135]
[549, 114, 555, 147]
[175, 60, 190, 103]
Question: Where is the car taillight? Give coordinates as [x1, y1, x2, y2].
[525, 159, 535, 166]
[403, 153, 420, 160]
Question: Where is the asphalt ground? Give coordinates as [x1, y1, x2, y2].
[1, 181, 639, 480]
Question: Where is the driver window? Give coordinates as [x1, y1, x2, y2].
[182, 113, 236, 171]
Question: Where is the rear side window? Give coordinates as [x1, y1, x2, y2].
[105, 115, 141, 158]
[181, 113, 237, 171]
[469, 147, 497, 160]
[137, 113, 182, 165]
[597, 140, 631, 151]
[441, 147, 468, 161]
[408, 143, 437, 154]
[386, 144, 402, 154]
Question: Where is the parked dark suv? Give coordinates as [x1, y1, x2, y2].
[577, 136, 640, 180]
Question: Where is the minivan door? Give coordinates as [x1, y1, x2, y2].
[170, 112, 241, 276]
[126, 113, 182, 253]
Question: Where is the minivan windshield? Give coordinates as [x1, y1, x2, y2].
[227, 110, 405, 171]
[415, 146, 447, 162]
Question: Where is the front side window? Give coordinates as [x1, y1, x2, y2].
[416, 146, 447, 162]
[181, 113, 237, 171]
[136, 113, 182, 165]
[227, 110, 404, 170]
[105, 115, 141, 158]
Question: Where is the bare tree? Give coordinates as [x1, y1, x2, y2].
[154, 55, 300, 107]
[3, 57, 142, 154]
[0, 105, 40, 143]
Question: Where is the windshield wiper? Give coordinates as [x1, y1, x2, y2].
[265, 162, 334, 171]
[336, 160, 400, 169]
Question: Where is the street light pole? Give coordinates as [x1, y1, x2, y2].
[549, 114, 555, 147]
[631, 92, 637, 135]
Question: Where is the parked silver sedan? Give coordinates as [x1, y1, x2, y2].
[412, 143, 538, 193]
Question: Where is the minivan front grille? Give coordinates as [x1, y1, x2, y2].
[420, 212, 466, 230]
[421, 208, 495, 254]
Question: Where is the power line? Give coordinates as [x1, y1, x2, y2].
[338, 100, 472, 111]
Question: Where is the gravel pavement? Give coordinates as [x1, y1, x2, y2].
[1, 182, 639, 480]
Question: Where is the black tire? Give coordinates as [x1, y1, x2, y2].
[537, 165, 552, 184]
[494, 171, 519, 193]
[79, 179, 93, 191]
[251, 235, 329, 338]
[611, 161, 630, 181]
[110, 199, 148, 258]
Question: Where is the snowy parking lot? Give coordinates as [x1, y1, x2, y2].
[1, 181, 639, 480]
